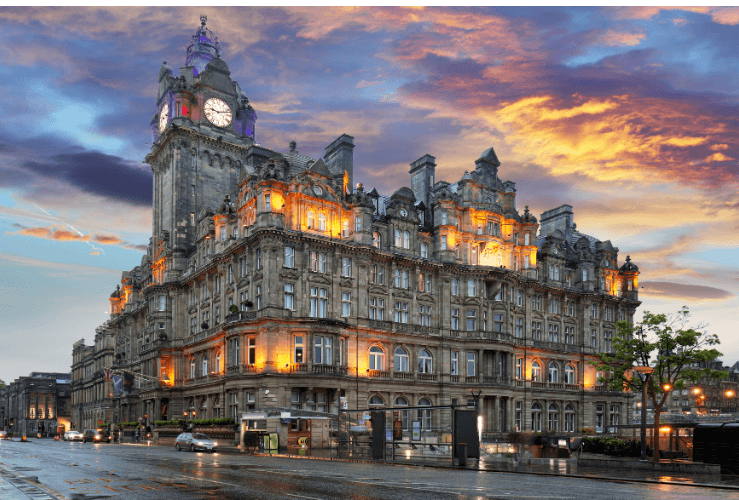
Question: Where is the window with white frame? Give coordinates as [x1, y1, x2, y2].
[452, 278, 459, 295]
[370, 264, 384, 284]
[369, 346, 384, 370]
[524, 254, 530, 269]
[549, 297, 559, 314]
[318, 212, 327, 231]
[402, 270, 409, 289]
[595, 404, 604, 433]
[394, 348, 409, 372]
[256, 285, 262, 309]
[394, 269, 401, 287]
[418, 350, 432, 373]
[264, 193, 271, 212]
[341, 292, 351, 316]
[342, 219, 350, 238]
[284, 283, 294, 310]
[394, 228, 402, 247]
[308, 210, 316, 229]
[294, 336, 304, 363]
[418, 304, 431, 326]
[369, 297, 384, 320]
[548, 403, 559, 431]
[355, 216, 362, 232]
[583, 268, 588, 281]
[403, 230, 410, 249]
[591, 304, 597, 318]
[548, 362, 559, 383]
[284, 246, 294, 268]
[451, 351, 459, 375]
[451, 308, 459, 330]
[467, 352, 476, 377]
[342, 257, 352, 277]
[591, 329, 597, 348]
[240, 291, 249, 311]
[310, 287, 328, 318]
[565, 364, 575, 384]
[372, 231, 381, 248]
[467, 279, 476, 297]
[531, 294, 541, 311]
[202, 355, 208, 376]
[158, 295, 166, 311]
[394, 301, 408, 323]
[516, 357, 523, 379]
[531, 360, 541, 381]
[494, 313, 504, 333]
[466, 310, 476, 331]
[531, 402, 542, 432]
[605, 305, 614, 321]
[314, 336, 332, 365]
[565, 404, 575, 432]
[421, 242, 428, 258]
[441, 234, 447, 250]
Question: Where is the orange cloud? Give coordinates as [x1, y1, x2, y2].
[599, 30, 646, 47]
[93, 234, 124, 245]
[90, 251, 100, 256]
[640, 281, 735, 301]
[709, 143, 729, 151]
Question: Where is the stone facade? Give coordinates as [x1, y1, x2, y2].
[72, 17, 641, 437]
[2, 372, 71, 437]
[71, 325, 116, 430]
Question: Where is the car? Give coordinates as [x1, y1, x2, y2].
[64, 431, 83, 441]
[174, 432, 218, 452]
[82, 429, 111, 443]
[0, 430, 8, 440]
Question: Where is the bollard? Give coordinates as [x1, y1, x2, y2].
[458, 443, 467, 466]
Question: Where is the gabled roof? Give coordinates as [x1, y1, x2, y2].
[307, 158, 332, 177]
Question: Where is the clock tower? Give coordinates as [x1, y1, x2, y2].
[145, 16, 258, 278]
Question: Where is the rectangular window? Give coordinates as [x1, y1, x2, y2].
[294, 336, 304, 363]
[591, 329, 597, 348]
[517, 289, 523, 306]
[214, 307, 220, 325]
[284, 246, 295, 268]
[314, 336, 324, 364]
[355, 216, 361, 232]
[610, 405, 620, 429]
[524, 233, 530, 245]
[284, 283, 294, 310]
[441, 235, 447, 250]
[451, 308, 459, 330]
[564, 326, 575, 344]
[248, 337, 256, 365]
[256, 285, 262, 309]
[240, 256, 248, 277]
[548, 323, 559, 342]
[494, 314, 504, 333]
[215, 275, 221, 294]
[191, 212, 195, 224]
[402, 270, 409, 289]
[516, 357, 523, 379]
[419, 304, 431, 326]
[466, 310, 476, 331]
[516, 401, 522, 432]
[320, 253, 327, 273]
[228, 264, 234, 283]
[342, 292, 351, 317]
[394, 301, 408, 323]
[467, 352, 476, 377]
[240, 291, 249, 311]
[452, 278, 459, 296]
[604, 331, 613, 353]
[311, 251, 318, 272]
[418, 272, 425, 292]
[467, 279, 476, 297]
[524, 255, 530, 269]
[591, 304, 597, 319]
[451, 351, 459, 376]
[310, 287, 328, 318]
[342, 257, 352, 277]
[394, 269, 401, 288]
[158, 295, 166, 311]
[342, 219, 350, 238]
[191, 184, 195, 196]
[532, 321, 542, 340]
[264, 193, 271, 212]
[369, 298, 384, 320]
[256, 249, 262, 270]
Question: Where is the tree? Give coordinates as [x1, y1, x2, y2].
[592, 306, 725, 460]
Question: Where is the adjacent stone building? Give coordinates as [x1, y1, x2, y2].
[71, 324, 116, 430]
[3, 372, 71, 437]
[72, 17, 641, 438]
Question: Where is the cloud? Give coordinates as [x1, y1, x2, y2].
[90, 251, 100, 256]
[7, 224, 144, 253]
[93, 234, 124, 245]
[640, 281, 735, 301]
[599, 30, 646, 47]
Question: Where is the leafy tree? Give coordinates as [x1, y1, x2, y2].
[0, 379, 5, 388]
[592, 306, 725, 460]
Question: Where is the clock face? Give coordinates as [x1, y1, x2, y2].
[313, 185, 323, 196]
[159, 103, 169, 133]
[400, 208, 408, 217]
[204, 98, 232, 127]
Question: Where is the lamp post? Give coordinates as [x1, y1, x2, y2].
[632, 366, 654, 461]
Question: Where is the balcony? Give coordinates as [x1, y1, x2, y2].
[368, 370, 390, 379]
[482, 376, 512, 387]
[393, 372, 414, 381]
[368, 320, 440, 336]
[417, 373, 437, 382]
[311, 365, 347, 375]
[225, 311, 257, 324]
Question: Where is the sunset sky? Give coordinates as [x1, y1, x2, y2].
[1, 6, 738, 385]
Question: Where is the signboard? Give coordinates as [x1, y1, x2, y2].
[412, 421, 421, 441]
[393, 420, 402, 440]
[97, 420, 104, 425]
[280, 412, 291, 419]
[340, 397, 348, 410]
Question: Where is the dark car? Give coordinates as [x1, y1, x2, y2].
[82, 429, 111, 443]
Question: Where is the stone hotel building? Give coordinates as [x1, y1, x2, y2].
[71, 17, 640, 436]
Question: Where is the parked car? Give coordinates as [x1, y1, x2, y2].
[0, 430, 8, 440]
[82, 429, 111, 443]
[174, 432, 218, 452]
[64, 431, 83, 441]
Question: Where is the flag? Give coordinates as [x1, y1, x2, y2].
[112, 375, 123, 395]
[103, 368, 112, 381]
[123, 372, 134, 395]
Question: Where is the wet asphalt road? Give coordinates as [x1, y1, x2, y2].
[0, 439, 736, 500]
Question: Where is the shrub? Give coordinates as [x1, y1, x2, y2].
[580, 427, 595, 435]
[581, 437, 646, 457]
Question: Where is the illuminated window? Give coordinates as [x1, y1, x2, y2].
[248, 337, 256, 365]
[318, 212, 327, 231]
[189, 359, 195, 379]
[294, 336, 304, 363]
[372, 231, 381, 248]
[215, 352, 221, 373]
[531, 360, 541, 381]
[394, 348, 409, 372]
[308, 210, 316, 229]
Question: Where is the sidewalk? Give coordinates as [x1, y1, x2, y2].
[120, 440, 739, 490]
[0, 465, 64, 500]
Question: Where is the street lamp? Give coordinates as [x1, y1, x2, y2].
[632, 365, 654, 461]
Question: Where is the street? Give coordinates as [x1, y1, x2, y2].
[0, 439, 735, 500]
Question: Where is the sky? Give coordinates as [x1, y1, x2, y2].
[1, 6, 738, 385]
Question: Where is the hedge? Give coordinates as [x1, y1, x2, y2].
[581, 437, 649, 458]
[152, 418, 236, 427]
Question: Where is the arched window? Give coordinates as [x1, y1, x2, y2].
[565, 364, 575, 384]
[394, 229, 402, 247]
[403, 231, 410, 249]
[368, 395, 384, 407]
[307, 210, 316, 230]
[202, 355, 208, 377]
[189, 358, 195, 379]
[549, 264, 554, 279]
[531, 361, 541, 382]
[565, 403, 576, 432]
[548, 362, 559, 383]
[421, 242, 428, 258]
[418, 350, 432, 374]
[548, 403, 559, 431]
[394, 348, 409, 372]
[369, 346, 385, 371]
[418, 398, 432, 431]
[395, 396, 409, 430]
[554, 266, 560, 281]
[318, 212, 327, 231]
[373, 232, 381, 249]
[531, 403, 542, 432]
[215, 352, 221, 373]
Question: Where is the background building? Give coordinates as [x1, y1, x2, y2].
[3, 372, 71, 437]
[72, 17, 641, 437]
[71, 324, 116, 430]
